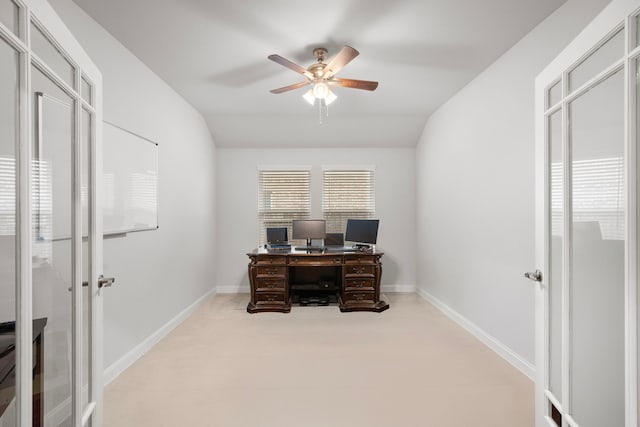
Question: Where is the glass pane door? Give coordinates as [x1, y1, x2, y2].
[568, 68, 625, 427]
[32, 66, 75, 427]
[0, 33, 19, 427]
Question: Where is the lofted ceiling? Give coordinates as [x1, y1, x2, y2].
[71, 0, 566, 148]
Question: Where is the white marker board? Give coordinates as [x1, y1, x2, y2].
[103, 121, 158, 235]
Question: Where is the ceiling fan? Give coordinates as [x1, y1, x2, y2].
[268, 46, 378, 106]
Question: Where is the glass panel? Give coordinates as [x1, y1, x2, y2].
[568, 29, 624, 92]
[81, 108, 90, 411]
[569, 69, 625, 427]
[547, 80, 561, 109]
[548, 109, 562, 401]
[30, 21, 75, 89]
[81, 76, 92, 106]
[0, 0, 19, 37]
[31, 65, 74, 427]
[636, 14, 640, 49]
[0, 35, 19, 427]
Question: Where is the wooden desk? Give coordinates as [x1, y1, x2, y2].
[246, 249, 389, 313]
[0, 318, 47, 427]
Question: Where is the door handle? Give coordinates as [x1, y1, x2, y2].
[69, 276, 115, 291]
[524, 270, 542, 282]
[98, 274, 115, 289]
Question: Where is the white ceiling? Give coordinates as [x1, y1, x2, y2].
[72, 0, 566, 148]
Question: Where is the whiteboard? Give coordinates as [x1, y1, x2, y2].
[103, 121, 158, 235]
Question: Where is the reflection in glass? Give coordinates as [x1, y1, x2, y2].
[0, 35, 19, 427]
[547, 80, 561, 109]
[0, 0, 19, 37]
[30, 21, 76, 89]
[31, 65, 75, 426]
[568, 29, 624, 92]
[569, 69, 625, 427]
[548, 109, 562, 401]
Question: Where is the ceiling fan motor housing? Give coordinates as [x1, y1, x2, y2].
[312, 47, 328, 62]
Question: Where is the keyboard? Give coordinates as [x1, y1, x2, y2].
[293, 246, 324, 251]
[324, 246, 357, 252]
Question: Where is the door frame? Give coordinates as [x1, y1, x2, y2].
[0, 0, 103, 425]
[534, 0, 639, 426]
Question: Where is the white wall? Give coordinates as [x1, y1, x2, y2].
[50, 0, 217, 370]
[216, 148, 416, 293]
[415, 0, 612, 367]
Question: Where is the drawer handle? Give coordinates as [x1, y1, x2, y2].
[356, 282, 364, 288]
[267, 283, 277, 288]
[354, 267, 366, 274]
[355, 294, 364, 301]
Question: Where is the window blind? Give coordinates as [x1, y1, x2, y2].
[322, 169, 375, 234]
[551, 157, 624, 240]
[258, 169, 310, 245]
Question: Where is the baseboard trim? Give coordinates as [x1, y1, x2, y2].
[381, 284, 417, 293]
[216, 284, 250, 293]
[217, 284, 414, 294]
[103, 287, 216, 385]
[416, 288, 535, 380]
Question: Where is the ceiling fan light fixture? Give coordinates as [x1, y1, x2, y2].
[325, 90, 337, 105]
[312, 81, 329, 99]
[303, 89, 315, 105]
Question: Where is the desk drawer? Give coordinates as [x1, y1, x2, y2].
[289, 256, 342, 266]
[345, 265, 375, 276]
[344, 278, 375, 292]
[255, 278, 286, 291]
[344, 255, 377, 265]
[256, 266, 286, 277]
[343, 291, 375, 303]
[255, 256, 286, 266]
[255, 292, 286, 305]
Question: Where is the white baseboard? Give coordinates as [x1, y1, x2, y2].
[217, 284, 414, 294]
[216, 284, 250, 293]
[103, 287, 216, 385]
[381, 284, 416, 293]
[416, 288, 535, 380]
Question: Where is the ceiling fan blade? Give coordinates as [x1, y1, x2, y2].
[268, 54, 313, 79]
[270, 81, 310, 94]
[331, 78, 378, 91]
[322, 46, 359, 79]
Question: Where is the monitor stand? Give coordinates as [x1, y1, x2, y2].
[294, 239, 324, 252]
[353, 243, 372, 251]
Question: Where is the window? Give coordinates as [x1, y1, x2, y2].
[322, 168, 375, 234]
[258, 169, 310, 245]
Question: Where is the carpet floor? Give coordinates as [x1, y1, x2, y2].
[104, 293, 533, 427]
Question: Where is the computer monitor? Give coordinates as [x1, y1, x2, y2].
[292, 219, 326, 247]
[266, 227, 288, 244]
[324, 233, 344, 247]
[345, 219, 379, 247]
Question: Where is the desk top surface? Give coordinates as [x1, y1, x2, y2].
[248, 247, 383, 256]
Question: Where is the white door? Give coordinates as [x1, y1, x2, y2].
[534, 1, 639, 426]
[0, 0, 104, 426]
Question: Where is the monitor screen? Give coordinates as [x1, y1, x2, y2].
[266, 227, 288, 244]
[345, 219, 379, 245]
[324, 233, 344, 246]
[292, 220, 326, 240]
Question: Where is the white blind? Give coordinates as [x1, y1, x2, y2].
[258, 169, 310, 245]
[322, 169, 375, 233]
[552, 157, 624, 240]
